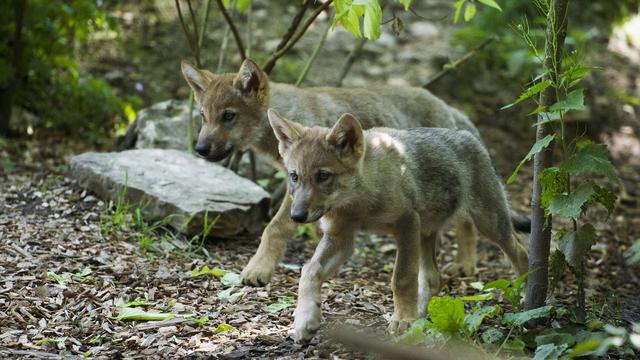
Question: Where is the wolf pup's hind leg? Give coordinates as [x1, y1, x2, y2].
[418, 231, 441, 317]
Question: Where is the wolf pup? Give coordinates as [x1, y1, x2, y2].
[266, 109, 529, 343]
[180, 59, 528, 286]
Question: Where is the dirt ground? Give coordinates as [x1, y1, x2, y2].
[2, 1, 640, 358]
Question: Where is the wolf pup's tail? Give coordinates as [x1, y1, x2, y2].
[510, 210, 531, 233]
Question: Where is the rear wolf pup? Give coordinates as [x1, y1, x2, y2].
[180, 59, 528, 286]
[266, 109, 529, 342]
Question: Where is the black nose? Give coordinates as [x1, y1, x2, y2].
[195, 143, 210, 156]
[291, 208, 308, 223]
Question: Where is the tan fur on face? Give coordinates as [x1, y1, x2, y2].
[181, 60, 271, 154]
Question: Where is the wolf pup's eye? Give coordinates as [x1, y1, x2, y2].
[316, 170, 332, 183]
[289, 172, 299, 183]
[221, 110, 236, 123]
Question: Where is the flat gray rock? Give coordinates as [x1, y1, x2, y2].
[70, 149, 270, 237]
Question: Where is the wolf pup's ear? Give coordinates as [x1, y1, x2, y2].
[234, 59, 270, 104]
[181, 61, 211, 102]
[326, 113, 364, 159]
[267, 109, 303, 152]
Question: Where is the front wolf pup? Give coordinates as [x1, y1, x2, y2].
[266, 109, 529, 343]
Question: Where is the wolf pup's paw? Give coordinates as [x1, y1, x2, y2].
[387, 317, 414, 335]
[293, 302, 322, 343]
[241, 257, 275, 286]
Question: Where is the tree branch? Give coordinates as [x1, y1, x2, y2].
[215, 0, 246, 61]
[422, 36, 495, 88]
[175, 0, 197, 55]
[272, 0, 312, 55]
[263, 0, 334, 75]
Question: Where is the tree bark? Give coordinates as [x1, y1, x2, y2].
[0, 0, 27, 136]
[524, 0, 569, 311]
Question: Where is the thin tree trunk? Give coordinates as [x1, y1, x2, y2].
[0, 0, 27, 136]
[524, 0, 569, 311]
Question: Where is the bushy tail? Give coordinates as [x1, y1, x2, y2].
[510, 209, 531, 233]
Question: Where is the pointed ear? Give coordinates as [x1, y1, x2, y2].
[181, 60, 211, 102]
[267, 109, 303, 150]
[234, 59, 270, 103]
[326, 113, 364, 159]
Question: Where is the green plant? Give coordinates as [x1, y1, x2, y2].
[503, 0, 618, 313]
[100, 174, 133, 236]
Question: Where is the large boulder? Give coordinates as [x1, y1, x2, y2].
[70, 149, 270, 237]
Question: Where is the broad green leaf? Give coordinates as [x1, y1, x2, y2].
[464, 305, 500, 335]
[333, 0, 363, 38]
[221, 272, 242, 286]
[549, 89, 585, 113]
[478, 0, 502, 11]
[532, 111, 562, 127]
[548, 250, 566, 292]
[536, 332, 575, 346]
[508, 134, 555, 184]
[464, 3, 476, 22]
[503, 305, 554, 327]
[548, 182, 594, 218]
[213, 323, 236, 334]
[191, 266, 226, 278]
[587, 184, 616, 215]
[264, 296, 296, 313]
[396, 318, 430, 344]
[428, 296, 465, 335]
[534, 343, 568, 360]
[482, 327, 504, 344]
[501, 80, 552, 110]
[562, 142, 619, 182]
[503, 338, 526, 353]
[569, 339, 601, 357]
[355, 0, 382, 40]
[396, 0, 412, 10]
[217, 287, 244, 302]
[558, 225, 597, 272]
[36, 337, 65, 346]
[116, 307, 176, 321]
[540, 167, 567, 216]
[483, 278, 510, 291]
[453, 0, 465, 23]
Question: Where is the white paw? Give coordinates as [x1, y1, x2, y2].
[293, 301, 322, 343]
[241, 256, 275, 286]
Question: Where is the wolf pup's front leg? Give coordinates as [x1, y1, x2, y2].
[242, 188, 297, 286]
[388, 212, 421, 334]
[294, 228, 355, 343]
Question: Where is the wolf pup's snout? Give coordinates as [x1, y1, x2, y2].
[290, 207, 308, 223]
[195, 142, 211, 157]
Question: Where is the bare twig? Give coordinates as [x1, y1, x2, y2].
[263, 0, 334, 75]
[422, 36, 495, 88]
[271, 0, 312, 55]
[197, 0, 213, 50]
[296, 18, 333, 86]
[175, 0, 197, 54]
[335, 37, 367, 87]
[215, 0, 247, 60]
[216, 0, 236, 72]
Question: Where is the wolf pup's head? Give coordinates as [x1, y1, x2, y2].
[267, 109, 365, 223]
[181, 59, 270, 161]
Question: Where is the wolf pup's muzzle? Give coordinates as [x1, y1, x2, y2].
[195, 142, 234, 162]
